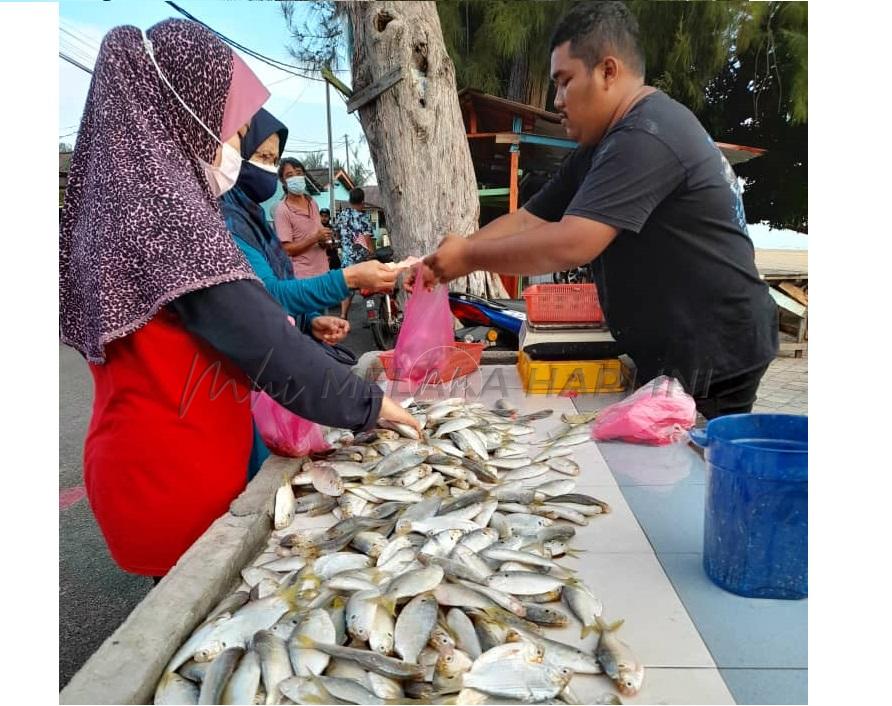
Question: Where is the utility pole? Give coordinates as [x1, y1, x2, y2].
[325, 73, 336, 219]
[344, 134, 351, 178]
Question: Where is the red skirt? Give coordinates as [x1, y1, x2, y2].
[84, 310, 253, 576]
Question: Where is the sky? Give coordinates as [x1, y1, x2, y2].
[59, 0, 373, 175]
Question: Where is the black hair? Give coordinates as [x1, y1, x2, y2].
[277, 157, 305, 182]
[549, 1, 645, 76]
[349, 187, 365, 205]
[320, 208, 331, 215]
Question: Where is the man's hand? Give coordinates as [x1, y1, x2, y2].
[316, 226, 333, 244]
[423, 234, 475, 284]
[378, 396, 422, 435]
[403, 262, 437, 294]
[344, 261, 398, 292]
[311, 315, 350, 344]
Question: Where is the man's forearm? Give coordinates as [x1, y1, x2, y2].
[469, 207, 546, 243]
[466, 220, 608, 275]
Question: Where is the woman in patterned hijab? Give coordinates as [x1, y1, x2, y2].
[61, 19, 417, 578]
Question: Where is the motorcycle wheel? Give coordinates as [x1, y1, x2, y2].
[371, 298, 399, 350]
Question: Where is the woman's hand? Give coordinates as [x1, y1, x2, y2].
[310, 315, 350, 344]
[378, 396, 422, 435]
[344, 261, 398, 292]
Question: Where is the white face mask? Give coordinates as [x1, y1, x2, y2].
[141, 30, 243, 196]
[286, 175, 307, 195]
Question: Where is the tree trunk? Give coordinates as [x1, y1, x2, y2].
[347, 0, 508, 298]
[507, 52, 549, 110]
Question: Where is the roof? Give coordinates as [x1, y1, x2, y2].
[754, 249, 808, 280]
[459, 88, 766, 167]
[306, 167, 355, 192]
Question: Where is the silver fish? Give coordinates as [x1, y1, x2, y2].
[594, 617, 645, 696]
[462, 659, 572, 702]
[274, 482, 296, 530]
[260, 556, 307, 573]
[314, 552, 371, 580]
[563, 579, 604, 638]
[309, 463, 344, 497]
[432, 583, 496, 611]
[519, 603, 570, 627]
[504, 513, 553, 537]
[486, 571, 565, 595]
[420, 528, 464, 558]
[450, 429, 488, 461]
[419, 552, 489, 584]
[253, 630, 292, 705]
[501, 464, 552, 483]
[455, 579, 526, 617]
[367, 441, 431, 480]
[198, 646, 244, 705]
[529, 478, 576, 497]
[434, 417, 479, 437]
[369, 605, 395, 655]
[531, 504, 589, 525]
[481, 548, 565, 572]
[451, 544, 495, 580]
[166, 614, 232, 673]
[220, 650, 261, 704]
[346, 588, 382, 642]
[154, 672, 199, 705]
[367, 672, 404, 700]
[382, 566, 445, 611]
[506, 625, 601, 674]
[292, 638, 427, 680]
[532, 445, 575, 463]
[446, 608, 482, 659]
[289, 608, 336, 677]
[359, 485, 425, 503]
[394, 593, 439, 663]
[178, 659, 210, 684]
[351, 531, 388, 558]
[547, 493, 611, 513]
[486, 456, 533, 470]
[396, 517, 479, 536]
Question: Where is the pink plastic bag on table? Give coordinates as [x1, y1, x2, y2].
[593, 375, 697, 445]
[392, 266, 455, 386]
[251, 391, 330, 457]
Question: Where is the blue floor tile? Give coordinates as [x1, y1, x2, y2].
[622, 484, 706, 553]
[658, 553, 808, 669]
[720, 668, 807, 705]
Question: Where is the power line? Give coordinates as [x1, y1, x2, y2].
[60, 52, 93, 75]
[60, 26, 100, 55]
[164, 1, 345, 83]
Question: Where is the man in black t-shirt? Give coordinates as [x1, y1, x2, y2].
[424, 1, 778, 419]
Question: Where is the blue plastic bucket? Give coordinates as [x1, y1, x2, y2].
[690, 414, 807, 599]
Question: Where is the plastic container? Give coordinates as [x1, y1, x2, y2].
[516, 352, 626, 394]
[379, 341, 485, 383]
[690, 414, 807, 599]
[523, 284, 603, 324]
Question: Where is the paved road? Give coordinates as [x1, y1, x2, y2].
[58, 298, 378, 687]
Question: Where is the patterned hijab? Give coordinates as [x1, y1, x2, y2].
[59, 19, 269, 363]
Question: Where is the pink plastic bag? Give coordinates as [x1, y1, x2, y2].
[251, 391, 330, 457]
[392, 267, 454, 385]
[593, 376, 697, 445]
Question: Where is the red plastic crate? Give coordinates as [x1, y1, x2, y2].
[523, 283, 603, 324]
[379, 341, 485, 383]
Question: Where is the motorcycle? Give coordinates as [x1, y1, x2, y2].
[448, 291, 526, 350]
[362, 246, 403, 350]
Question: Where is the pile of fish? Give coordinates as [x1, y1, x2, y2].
[154, 398, 643, 705]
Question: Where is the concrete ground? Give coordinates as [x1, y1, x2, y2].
[58, 308, 808, 686]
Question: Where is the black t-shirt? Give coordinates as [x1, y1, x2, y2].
[525, 90, 778, 392]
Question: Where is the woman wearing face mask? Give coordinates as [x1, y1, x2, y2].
[60, 19, 420, 580]
[222, 109, 398, 342]
[274, 159, 333, 278]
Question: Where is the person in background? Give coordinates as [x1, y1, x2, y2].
[221, 109, 397, 345]
[422, 1, 778, 419]
[333, 187, 376, 320]
[274, 159, 331, 278]
[320, 208, 342, 272]
[60, 20, 419, 581]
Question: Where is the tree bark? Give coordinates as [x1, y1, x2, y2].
[347, 0, 508, 298]
[507, 52, 549, 110]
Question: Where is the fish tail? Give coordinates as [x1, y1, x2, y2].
[377, 594, 397, 617]
[564, 548, 587, 558]
[296, 634, 317, 649]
